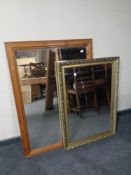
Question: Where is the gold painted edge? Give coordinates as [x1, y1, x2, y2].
[67, 131, 113, 150]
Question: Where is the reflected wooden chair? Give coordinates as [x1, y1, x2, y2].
[92, 64, 110, 109]
[67, 67, 98, 118]
[29, 62, 46, 78]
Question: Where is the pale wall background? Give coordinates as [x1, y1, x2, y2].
[0, 0, 131, 140]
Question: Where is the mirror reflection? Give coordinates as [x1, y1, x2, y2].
[16, 48, 60, 149]
[15, 46, 87, 149]
[64, 64, 112, 142]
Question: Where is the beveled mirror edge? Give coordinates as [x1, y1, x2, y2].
[5, 38, 93, 157]
[55, 57, 119, 150]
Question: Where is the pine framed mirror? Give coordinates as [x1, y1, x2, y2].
[55, 57, 119, 149]
[5, 39, 93, 157]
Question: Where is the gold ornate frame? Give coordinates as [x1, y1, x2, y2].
[55, 57, 119, 149]
[5, 38, 93, 157]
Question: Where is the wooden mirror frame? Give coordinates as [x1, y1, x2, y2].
[5, 39, 93, 157]
[55, 57, 119, 149]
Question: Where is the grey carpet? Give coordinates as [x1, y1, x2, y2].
[0, 112, 131, 175]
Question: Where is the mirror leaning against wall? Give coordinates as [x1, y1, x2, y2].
[55, 57, 119, 149]
[5, 39, 93, 157]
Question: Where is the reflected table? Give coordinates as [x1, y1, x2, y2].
[19, 64, 30, 78]
[20, 77, 55, 111]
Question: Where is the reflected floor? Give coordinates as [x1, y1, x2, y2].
[24, 97, 110, 149]
[68, 106, 110, 142]
[24, 97, 61, 149]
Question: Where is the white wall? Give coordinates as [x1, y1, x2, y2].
[0, 0, 131, 140]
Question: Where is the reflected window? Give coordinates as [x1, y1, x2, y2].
[60, 47, 86, 60]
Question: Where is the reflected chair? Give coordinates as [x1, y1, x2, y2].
[67, 67, 98, 118]
[92, 64, 110, 109]
[29, 62, 46, 78]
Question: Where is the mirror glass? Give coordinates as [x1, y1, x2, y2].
[16, 48, 60, 149]
[15, 46, 87, 149]
[64, 64, 112, 142]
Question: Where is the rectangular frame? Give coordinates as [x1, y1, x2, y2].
[5, 38, 93, 156]
[55, 57, 119, 149]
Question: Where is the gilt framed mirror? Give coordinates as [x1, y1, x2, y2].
[55, 57, 119, 149]
[5, 39, 93, 156]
